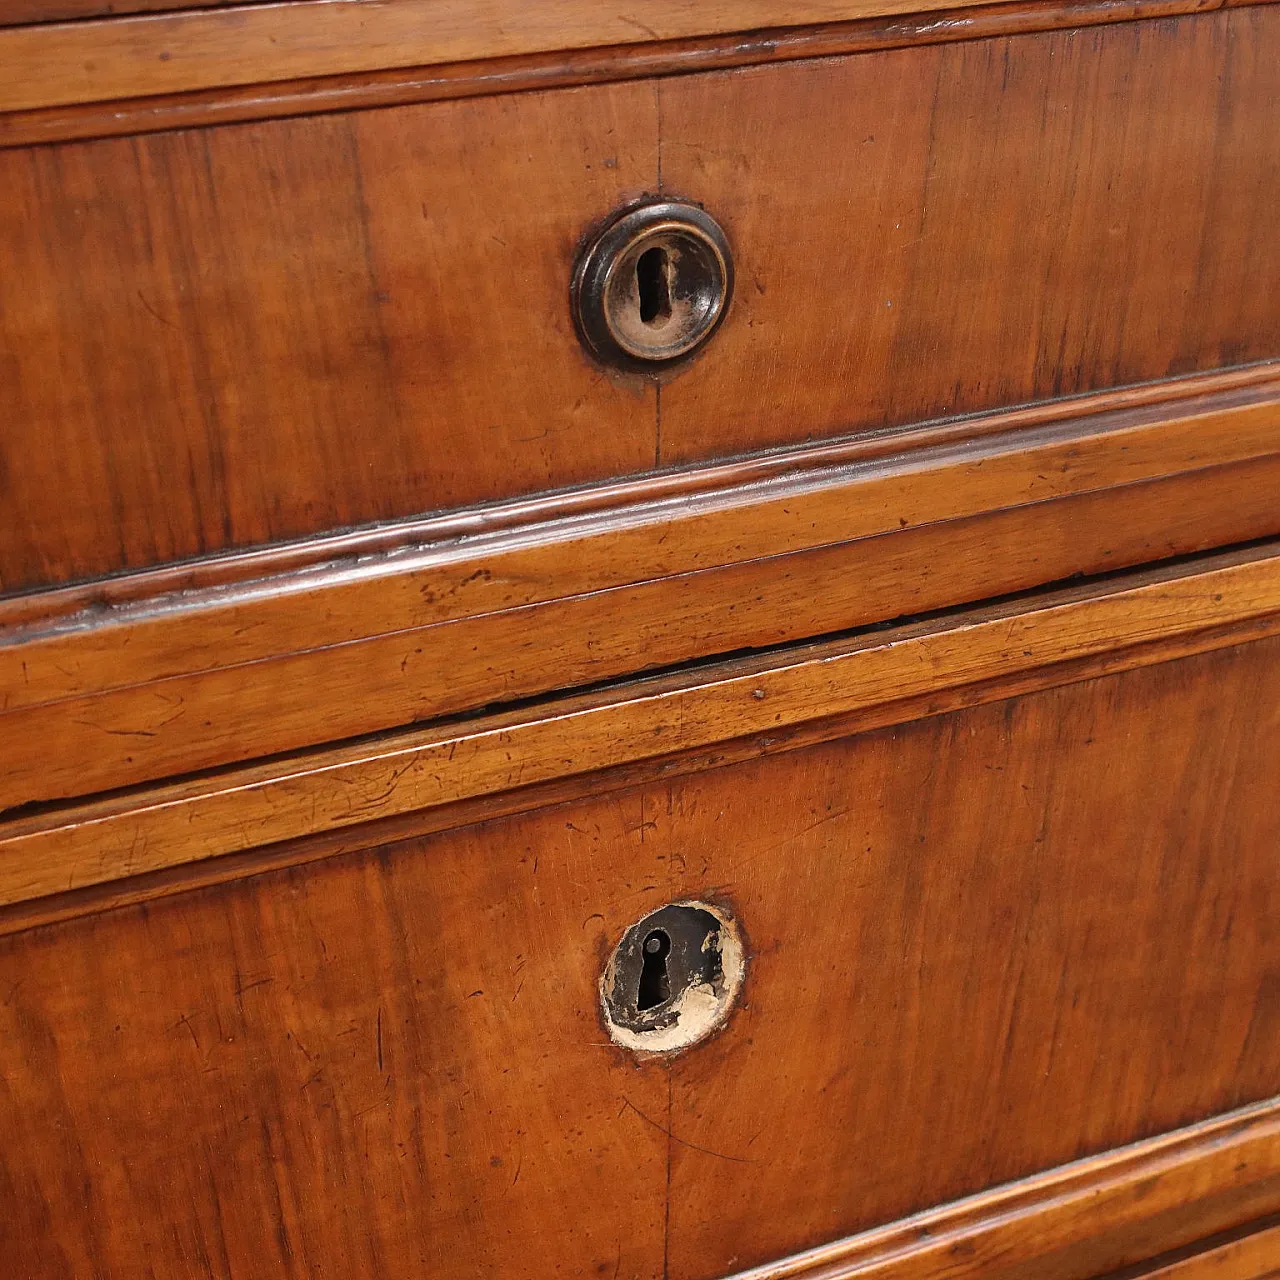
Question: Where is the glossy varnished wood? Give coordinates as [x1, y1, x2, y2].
[658, 5, 1280, 461]
[0, 0, 251, 19]
[6, 372, 1276, 690]
[546, 635, 1280, 1277]
[0, 0, 1003, 111]
[0, 83, 656, 593]
[1132, 1225, 1280, 1279]
[0, 816, 673, 1277]
[3, 8, 1279, 592]
[4, 4, 1279, 1273]
[726, 1108, 1280, 1279]
[4, 379, 1278, 808]
[0, 0, 1232, 148]
[4, 542, 1279, 910]
[7, 364, 1265, 630]
[3, 635, 1280, 1276]
[7, 456, 1277, 809]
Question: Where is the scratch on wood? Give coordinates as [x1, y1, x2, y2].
[620, 1094, 755, 1165]
[663, 1067, 672, 1280]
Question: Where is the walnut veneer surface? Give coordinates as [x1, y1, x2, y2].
[2, 2, 1280, 1277]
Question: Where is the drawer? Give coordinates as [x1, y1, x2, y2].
[3, 547, 1280, 1277]
[3, 5, 1279, 593]
[5, 4, 1280, 813]
[6, 5, 1280, 1275]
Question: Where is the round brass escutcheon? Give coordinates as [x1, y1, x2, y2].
[600, 901, 744, 1054]
[572, 201, 734, 371]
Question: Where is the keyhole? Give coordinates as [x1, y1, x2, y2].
[636, 247, 672, 327]
[637, 929, 672, 1011]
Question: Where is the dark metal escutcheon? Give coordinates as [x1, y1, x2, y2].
[572, 201, 734, 372]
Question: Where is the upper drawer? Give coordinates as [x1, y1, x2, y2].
[3, 4, 1279, 593]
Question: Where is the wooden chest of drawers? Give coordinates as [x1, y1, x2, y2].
[2, 2, 1280, 1276]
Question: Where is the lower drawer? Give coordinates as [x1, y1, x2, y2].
[3, 586, 1280, 1277]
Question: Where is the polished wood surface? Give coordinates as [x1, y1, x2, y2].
[659, 4, 1280, 462]
[3, 7, 1278, 593]
[7, 457, 1277, 808]
[3, 635, 1280, 1276]
[0, 0, 1003, 111]
[4, 3, 1279, 1273]
[728, 1107, 1280, 1279]
[0, 0, 1233, 148]
[1134, 1225, 1280, 1279]
[4, 377, 1277, 807]
[8, 362, 1265, 629]
[0, 80, 656, 594]
[0, 0, 253, 19]
[4, 542, 1279, 910]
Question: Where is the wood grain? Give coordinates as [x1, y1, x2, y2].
[652, 641, 1280, 1276]
[0, 0, 1230, 148]
[0, 83, 656, 594]
[7, 373, 1276, 703]
[4, 361, 1271, 630]
[0, 0, 1003, 112]
[4, 638, 1280, 1275]
[725, 1121, 1280, 1279]
[6, 451, 1280, 811]
[3, 542, 1279, 909]
[0, 792, 673, 1279]
[5, 604, 1280, 939]
[659, 5, 1280, 462]
[0, 0, 252, 23]
[5, 4, 1279, 1273]
[1131, 1225, 1280, 1279]
[3, 9, 1278, 592]
[4, 376, 1278, 808]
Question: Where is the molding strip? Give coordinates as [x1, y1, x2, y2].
[0, 0, 1250, 147]
[2, 370, 1279, 810]
[3, 542, 1279, 911]
[1129, 1222, 1280, 1278]
[5, 362, 1273, 631]
[0, 0, 1049, 113]
[721, 1097, 1280, 1280]
[7, 371, 1279, 701]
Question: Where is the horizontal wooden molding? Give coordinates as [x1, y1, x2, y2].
[3, 542, 1280, 912]
[3, 605, 1279, 936]
[0, 0, 1050, 113]
[0, 0, 265, 24]
[6, 362, 1272, 633]
[1130, 1222, 1280, 1278]
[722, 1097, 1280, 1280]
[2, 368, 1279, 811]
[0, 0, 1250, 146]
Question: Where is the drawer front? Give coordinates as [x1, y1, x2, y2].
[3, 629, 1279, 1278]
[3, 5, 1279, 592]
[0, 81, 659, 592]
[657, 7, 1280, 464]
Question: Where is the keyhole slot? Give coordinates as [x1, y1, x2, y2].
[637, 929, 672, 1010]
[602, 901, 744, 1053]
[636, 246, 672, 327]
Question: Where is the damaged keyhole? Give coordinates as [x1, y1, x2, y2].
[637, 929, 672, 1010]
[601, 901, 745, 1054]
